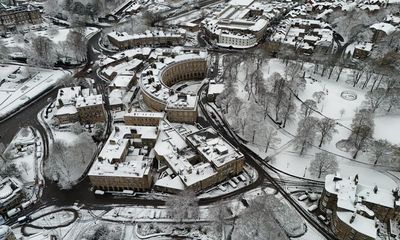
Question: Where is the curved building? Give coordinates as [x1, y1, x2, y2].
[139, 51, 208, 123]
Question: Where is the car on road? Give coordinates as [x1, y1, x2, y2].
[87, 68, 93, 74]
[95, 190, 105, 195]
[17, 216, 31, 223]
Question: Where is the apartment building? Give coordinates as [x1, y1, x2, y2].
[319, 173, 400, 240]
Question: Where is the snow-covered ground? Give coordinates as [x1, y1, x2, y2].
[3, 127, 41, 184]
[0, 64, 70, 120]
[2, 27, 98, 48]
[221, 57, 400, 192]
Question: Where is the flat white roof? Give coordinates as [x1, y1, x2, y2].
[336, 212, 377, 239]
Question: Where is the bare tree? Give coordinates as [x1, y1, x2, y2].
[370, 139, 392, 165]
[310, 152, 338, 178]
[279, 92, 296, 128]
[232, 194, 289, 240]
[300, 99, 317, 118]
[0, 142, 6, 156]
[0, 44, 9, 63]
[312, 91, 325, 104]
[264, 127, 281, 153]
[384, 89, 400, 112]
[238, 114, 247, 136]
[20, 162, 31, 175]
[366, 88, 387, 112]
[339, 108, 345, 119]
[231, 97, 244, 117]
[212, 202, 232, 239]
[295, 117, 318, 155]
[28, 36, 57, 67]
[316, 118, 338, 147]
[66, 28, 87, 62]
[269, 73, 287, 121]
[45, 133, 95, 189]
[286, 62, 306, 95]
[71, 122, 83, 134]
[166, 190, 199, 221]
[348, 109, 374, 159]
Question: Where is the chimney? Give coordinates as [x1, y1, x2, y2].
[374, 185, 378, 194]
[58, 99, 64, 107]
[114, 163, 118, 170]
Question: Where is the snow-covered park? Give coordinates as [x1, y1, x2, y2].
[218, 56, 400, 192]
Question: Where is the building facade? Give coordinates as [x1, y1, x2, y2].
[107, 30, 186, 50]
[0, 4, 41, 32]
[53, 87, 106, 125]
[88, 125, 158, 191]
[124, 111, 165, 126]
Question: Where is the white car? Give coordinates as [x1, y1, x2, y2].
[298, 194, 308, 201]
[308, 205, 318, 212]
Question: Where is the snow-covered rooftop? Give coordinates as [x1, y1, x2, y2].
[186, 127, 244, 168]
[139, 50, 207, 111]
[107, 29, 186, 43]
[370, 22, 397, 34]
[88, 124, 157, 178]
[76, 94, 103, 108]
[55, 87, 81, 108]
[336, 212, 377, 239]
[154, 123, 244, 191]
[325, 174, 398, 210]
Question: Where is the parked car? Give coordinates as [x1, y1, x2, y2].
[298, 194, 308, 201]
[308, 205, 318, 212]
